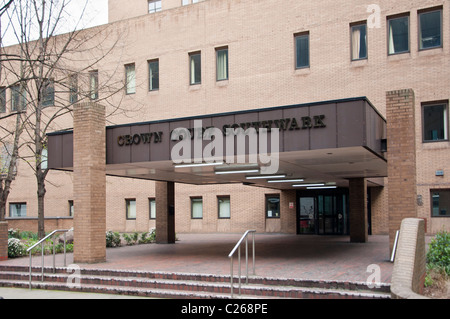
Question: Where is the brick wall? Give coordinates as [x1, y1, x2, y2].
[387, 89, 418, 251]
[390, 218, 427, 299]
[0, 221, 8, 261]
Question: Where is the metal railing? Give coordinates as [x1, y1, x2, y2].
[27, 228, 72, 289]
[228, 230, 256, 298]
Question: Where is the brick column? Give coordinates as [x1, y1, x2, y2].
[155, 181, 175, 244]
[349, 178, 368, 243]
[73, 102, 106, 263]
[386, 89, 417, 252]
[0, 221, 8, 261]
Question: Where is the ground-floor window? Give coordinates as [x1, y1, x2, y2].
[266, 195, 280, 218]
[126, 199, 137, 220]
[68, 200, 74, 217]
[191, 197, 203, 219]
[10, 203, 27, 217]
[431, 190, 450, 217]
[149, 198, 156, 219]
[218, 196, 230, 219]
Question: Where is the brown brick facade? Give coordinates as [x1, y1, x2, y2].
[73, 102, 107, 263]
[349, 178, 368, 243]
[0, 221, 8, 261]
[386, 89, 418, 251]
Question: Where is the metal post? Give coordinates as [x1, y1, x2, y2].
[238, 245, 241, 295]
[53, 235, 56, 274]
[230, 256, 234, 298]
[245, 236, 248, 284]
[29, 252, 32, 290]
[252, 232, 255, 275]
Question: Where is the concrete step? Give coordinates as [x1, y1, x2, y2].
[0, 265, 391, 299]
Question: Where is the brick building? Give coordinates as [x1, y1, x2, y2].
[2, 0, 450, 261]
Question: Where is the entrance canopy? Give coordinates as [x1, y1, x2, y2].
[48, 97, 387, 190]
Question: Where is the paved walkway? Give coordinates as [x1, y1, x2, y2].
[0, 233, 395, 299]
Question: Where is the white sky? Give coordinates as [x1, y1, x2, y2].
[1, 0, 109, 46]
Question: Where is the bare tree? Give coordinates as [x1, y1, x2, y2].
[0, 0, 128, 238]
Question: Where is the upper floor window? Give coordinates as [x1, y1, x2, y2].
[216, 47, 228, 81]
[189, 52, 201, 85]
[125, 63, 136, 95]
[11, 84, 27, 111]
[148, 0, 162, 13]
[422, 102, 448, 142]
[42, 79, 55, 107]
[0, 87, 6, 113]
[388, 14, 409, 55]
[69, 74, 78, 104]
[419, 8, 442, 50]
[10, 203, 27, 217]
[148, 59, 159, 91]
[431, 190, 450, 217]
[351, 23, 367, 60]
[295, 32, 310, 69]
[89, 70, 99, 100]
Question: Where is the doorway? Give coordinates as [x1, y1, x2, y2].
[297, 189, 349, 235]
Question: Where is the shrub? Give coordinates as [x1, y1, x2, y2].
[8, 228, 20, 239]
[106, 231, 121, 248]
[8, 238, 26, 258]
[426, 231, 450, 276]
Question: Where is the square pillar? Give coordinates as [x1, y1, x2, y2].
[73, 102, 106, 264]
[0, 221, 8, 261]
[386, 89, 417, 252]
[349, 178, 368, 243]
[155, 181, 175, 244]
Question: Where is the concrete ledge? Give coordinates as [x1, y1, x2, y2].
[390, 218, 428, 299]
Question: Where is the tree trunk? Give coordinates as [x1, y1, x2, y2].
[37, 174, 46, 239]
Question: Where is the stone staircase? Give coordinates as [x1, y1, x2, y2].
[0, 265, 391, 299]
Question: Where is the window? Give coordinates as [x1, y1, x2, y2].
[189, 52, 201, 85]
[388, 15, 409, 55]
[431, 190, 450, 217]
[0, 87, 5, 113]
[69, 200, 74, 217]
[351, 23, 367, 60]
[191, 197, 203, 219]
[423, 103, 448, 142]
[218, 196, 230, 219]
[89, 70, 99, 100]
[148, 60, 159, 91]
[183, 0, 199, 5]
[126, 199, 136, 219]
[266, 195, 280, 218]
[216, 47, 228, 81]
[69, 74, 78, 104]
[10, 203, 27, 217]
[419, 8, 442, 50]
[295, 32, 310, 69]
[149, 198, 156, 219]
[42, 79, 55, 107]
[11, 84, 26, 111]
[148, 0, 162, 13]
[125, 64, 136, 95]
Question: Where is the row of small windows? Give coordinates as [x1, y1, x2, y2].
[8, 189, 450, 219]
[148, 0, 200, 14]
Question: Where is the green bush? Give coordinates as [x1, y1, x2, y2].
[426, 231, 450, 276]
[8, 238, 26, 258]
[8, 228, 20, 239]
[106, 231, 121, 248]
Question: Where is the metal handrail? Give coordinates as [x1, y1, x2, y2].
[228, 230, 256, 298]
[27, 228, 72, 289]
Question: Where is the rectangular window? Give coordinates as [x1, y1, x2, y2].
[423, 103, 448, 142]
[216, 47, 228, 81]
[218, 196, 230, 219]
[351, 23, 367, 60]
[11, 84, 26, 111]
[295, 32, 310, 69]
[388, 15, 409, 55]
[148, 0, 162, 13]
[42, 79, 55, 107]
[191, 197, 203, 219]
[431, 190, 450, 217]
[419, 8, 442, 50]
[68, 200, 74, 217]
[125, 64, 136, 95]
[189, 52, 201, 85]
[149, 198, 156, 219]
[148, 60, 159, 91]
[89, 70, 99, 100]
[266, 195, 280, 218]
[69, 74, 78, 104]
[126, 199, 137, 220]
[9, 203, 27, 217]
[0, 87, 6, 113]
[182, 0, 189, 5]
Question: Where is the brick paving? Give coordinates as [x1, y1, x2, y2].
[0, 233, 394, 284]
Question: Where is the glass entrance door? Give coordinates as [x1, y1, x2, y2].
[298, 190, 348, 235]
